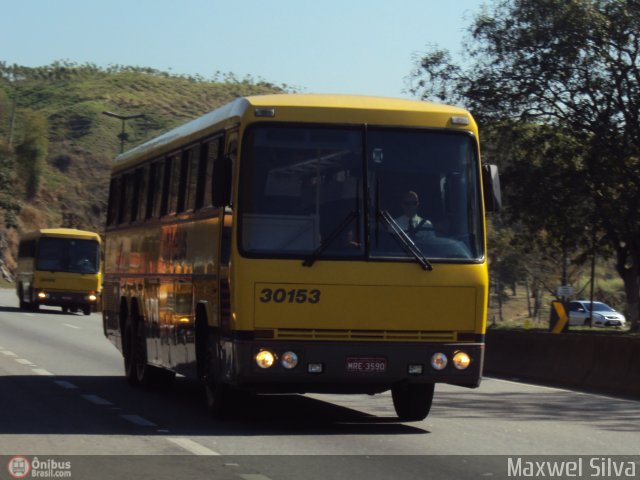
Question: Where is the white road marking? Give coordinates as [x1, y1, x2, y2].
[32, 368, 54, 376]
[82, 394, 113, 406]
[1, 350, 18, 357]
[23, 313, 34, 317]
[166, 437, 221, 456]
[488, 377, 640, 402]
[15, 358, 35, 365]
[62, 323, 80, 329]
[120, 414, 157, 427]
[54, 380, 79, 389]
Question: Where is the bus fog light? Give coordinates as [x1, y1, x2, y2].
[255, 350, 275, 369]
[88, 294, 97, 302]
[38, 292, 47, 299]
[308, 363, 323, 374]
[453, 351, 471, 370]
[280, 351, 298, 369]
[408, 364, 424, 375]
[431, 353, 448, 371]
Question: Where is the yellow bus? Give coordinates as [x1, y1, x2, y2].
[103, 94, 500, 421]
[16, 228, 102, 315]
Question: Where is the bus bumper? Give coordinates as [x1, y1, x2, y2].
[34, 290, 99, 310]
[224, 339, 484, 394]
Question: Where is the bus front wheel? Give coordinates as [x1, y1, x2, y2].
[391, 383, 435, 422]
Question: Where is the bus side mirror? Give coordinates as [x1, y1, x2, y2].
[482, 164, 502, 213]
[213, 155, 232, 207]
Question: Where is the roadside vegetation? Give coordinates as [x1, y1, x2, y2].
[0, 61, 286, 276]
[408, 0, 640, 333]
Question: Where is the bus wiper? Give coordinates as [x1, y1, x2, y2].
[378, 210, 433, 271]
[302, 211, 357, 267]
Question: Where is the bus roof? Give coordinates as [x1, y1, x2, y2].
[21, 228, 101, 242]
[112, 94, 476, 172]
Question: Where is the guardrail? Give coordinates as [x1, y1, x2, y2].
[484, 330, 640, 398]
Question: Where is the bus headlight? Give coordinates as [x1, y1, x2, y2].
[88, 294, 97, 302]
[37, 292, 48, 299]
[280, 351, 298, 370]
[431, 352, 448, 371]
[255, 350, 275, 369]
[452, 351, 471, 370]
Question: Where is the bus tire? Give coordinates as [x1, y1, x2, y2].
[132, 316, 175, 388]
[123, 318, 139, 386]
[391, 383, 435, 421]
[82, 305, 91, 316]
[203, 338, 237, 417]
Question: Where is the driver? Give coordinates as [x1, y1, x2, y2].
[394, 190, 434, 240]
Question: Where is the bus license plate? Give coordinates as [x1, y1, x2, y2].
[346, 357, 386, 373]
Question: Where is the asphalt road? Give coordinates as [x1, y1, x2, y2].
[0, 288, 638, 479]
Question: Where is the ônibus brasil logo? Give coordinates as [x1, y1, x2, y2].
[7, 456, 31, 479]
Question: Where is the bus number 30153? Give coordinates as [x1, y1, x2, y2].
[259, 288, 321, 304]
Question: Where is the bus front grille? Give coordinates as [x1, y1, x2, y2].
[269, 329, 458, 342]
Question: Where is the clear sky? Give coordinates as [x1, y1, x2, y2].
[2, 0, 482, 98]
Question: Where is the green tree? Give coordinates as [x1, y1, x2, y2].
[0, 142, 19, 228]
[15, 110, 48, 199]
[409, 0, 640, 332]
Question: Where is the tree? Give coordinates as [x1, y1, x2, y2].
[409, 0, 640, 332]
[0, 142, 19, 228]
[15, 110, 48, 199]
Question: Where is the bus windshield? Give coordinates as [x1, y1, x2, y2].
[36, 237, 100, 274]
[239, 124, 483, 262]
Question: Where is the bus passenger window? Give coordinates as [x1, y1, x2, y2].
[130, 170, 142, 222]
[117, 175, 131, 224]
[160, 158, 172, 216]
[145, 163, 156, 220]
[176, 150, 190, 213]
[107, 177, 120, 226]
[136, 166, 149, 222]
[150, 159, 166, 218]
[186, 146, 200, 211]
[206, 139, 220, 208]
[166, 154, 181, 215]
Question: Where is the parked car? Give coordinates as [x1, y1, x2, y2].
[567, 300, 626, 327]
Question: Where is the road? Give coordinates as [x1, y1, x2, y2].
[0, 288, 638, 479]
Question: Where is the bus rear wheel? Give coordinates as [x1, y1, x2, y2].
[391, 383, 435, 422]
[123, 319, 138, 386]
[131, 319, 175, 388]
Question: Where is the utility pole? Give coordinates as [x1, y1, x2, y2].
[102, 111, 145, 153]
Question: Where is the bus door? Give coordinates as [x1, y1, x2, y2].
[217, 130, 236, 332]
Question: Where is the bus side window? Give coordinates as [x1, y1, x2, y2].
[143, 164, 154, 220]
[107, 177, 120, 226]
[130, 169, 142, 223]
[213, 137, 232, 207]
[135, 166, 149, 222]
[150, 159, 166, 219]
[196, 138, 220, 209]
[166, 154, 181, 216]
[117, 175, 132, 225]
[186, 145, 200, 211]
[160, 157, 172, 217]
[194, 142, 208, 210]
[176, 150, 191, 214]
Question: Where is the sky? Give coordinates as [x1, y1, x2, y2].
[2, 0, 483, 98]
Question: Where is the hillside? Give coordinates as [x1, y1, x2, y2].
[0, 62, 286, 271]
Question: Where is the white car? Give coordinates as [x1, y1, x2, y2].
[568, 300, 626, 327]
